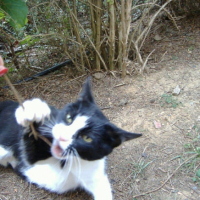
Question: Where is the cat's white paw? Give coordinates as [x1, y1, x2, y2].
[15, 98, 51, 127]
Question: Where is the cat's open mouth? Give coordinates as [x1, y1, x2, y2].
[51, 141, 64, 159]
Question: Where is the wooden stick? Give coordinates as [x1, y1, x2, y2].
[0, 56, 51, 145]
[3, 73, 38, 140]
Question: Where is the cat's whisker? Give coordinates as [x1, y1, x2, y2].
[38, 118, 56, 136]
[60, 150, 74, 180]
[72, 148, 81, 180]
[39, 125, 52, 131]
[38, 123, 52, 130]
[54, 152, 69, 179]
[62, 149, 69, 158]
[38, 127, 51, 133]
[43, 116, 56, 127]
[43, 121, 55, 129]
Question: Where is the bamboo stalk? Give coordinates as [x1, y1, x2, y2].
[95, 0, 102, 70]
[108, 1, 115, 70]
[89, 0, 96, 41]
[71, 0, 85, 71]
[68, 4, 108, 71]
[121, 0, 126, 78]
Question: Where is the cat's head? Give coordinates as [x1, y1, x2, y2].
[51, 78, 142, 161]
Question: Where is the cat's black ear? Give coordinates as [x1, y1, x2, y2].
[79, 77, 95, 103]
[106, 124, 142, 148]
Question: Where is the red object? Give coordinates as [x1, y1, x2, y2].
[0, 56, 8, 76]
[0, 65, 8, 76]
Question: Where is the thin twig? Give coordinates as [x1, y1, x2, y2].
[132, 153, 198, 198]
[141, 49, 155, 73]
[114, 83, 126, 88]
[132, 0, 173, 70]
[4, 75, 39, 140]
[158, 51, 168, 64]
[38, 134, 51, 146]
[101, 106, 112, 110]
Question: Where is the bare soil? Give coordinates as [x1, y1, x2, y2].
[0, 16, 200, 200]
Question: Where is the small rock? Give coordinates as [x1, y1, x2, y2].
[93, 72, 104, 80]
[150, 99, 156, 103]
[118, 99, 128, 106]
[135, 179, 140, 183]
[192, 186, 198, 191]
[172, 85, 181, 96]
[190, 102, 194, 106]
[154, 34, 162, 41]
[142, 152, 148, 158]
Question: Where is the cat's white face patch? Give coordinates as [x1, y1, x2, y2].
[51, 115, 89, 159]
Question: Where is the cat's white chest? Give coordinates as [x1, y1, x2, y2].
[24, 157, 78, 193]
[23, 157, 112, 200]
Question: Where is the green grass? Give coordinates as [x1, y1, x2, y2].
[183, 124, 200, 185]
[131, 159, 153, 179]
[160, 93, 181, 108]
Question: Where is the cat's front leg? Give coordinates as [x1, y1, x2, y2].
[85, 175, 113, 200]
[15, 98, 51, 127]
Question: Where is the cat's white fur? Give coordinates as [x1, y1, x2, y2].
[0, 147, 16, 167]
[24, 157, 112, 200]
[0, 98, 112, 200]
[15, 98, 51, 126]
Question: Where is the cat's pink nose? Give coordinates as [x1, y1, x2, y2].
[59, 136, 68, 142]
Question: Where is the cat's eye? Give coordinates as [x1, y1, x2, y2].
[66, 114, 72, 124]
[82, 135, 93, 143]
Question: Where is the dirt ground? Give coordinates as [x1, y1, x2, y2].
[0, 16, 200, 200]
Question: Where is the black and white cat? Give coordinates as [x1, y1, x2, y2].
[0, 78, 141, 200]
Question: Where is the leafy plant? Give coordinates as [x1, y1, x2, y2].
[160, 94, 181, 108]
[131, 160, 152, 178]
[193, 169, 200, 185]
[0, 0, 28, 28]
[183, 125, 200, 184]
[20, 35, 39, 46]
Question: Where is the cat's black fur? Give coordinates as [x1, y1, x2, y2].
[0, 78, 142, 199]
